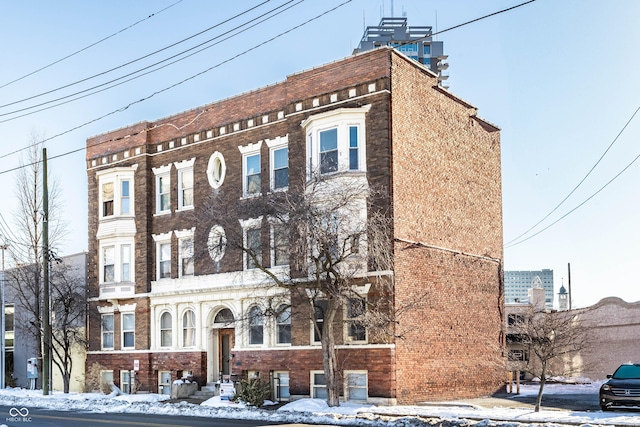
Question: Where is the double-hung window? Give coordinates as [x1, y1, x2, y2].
[103, 246, 115, 283]
[183, 310, 196, 347]
[240, 217, 263, 270]
[121, 245, 131, 282]
[175, 158, 195, 210]
[267, 135, 289, 191]
[239, 141, 262, 197]
[102, 182, 114, 217]
[120, 180, 131, 215]
[271, 223, 289, 267]
[153, 164, 171, 214]
[344, 371, 368, 401]
[276, 305, 291, 345]
[346, 297, 367, 342]
[349, 126, 359, 170]
[160, 312, 172, 347]
[101, 314, 114, 349]
[245, 154, 261, 196]
[122, 313, 135, 348]
[319, 128, 338, 174]
[176, 228, 195, 278]
[248, 306, 264, 345]
[311, 371, 327, 399]
[312, 300, 327, 344]
[159, 243, 171, 279]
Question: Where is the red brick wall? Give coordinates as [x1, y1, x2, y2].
[390, 53, 505, 403]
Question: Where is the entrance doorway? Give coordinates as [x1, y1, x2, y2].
[219, 329, 234, 378]
[208, 308, 236, 383]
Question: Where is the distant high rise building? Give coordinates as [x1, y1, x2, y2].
[504, 269, 554, 308]
[353, 17, 449, 86]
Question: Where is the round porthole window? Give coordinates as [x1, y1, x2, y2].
[207, 225, 227, 262]
[207, 151, 226, 189]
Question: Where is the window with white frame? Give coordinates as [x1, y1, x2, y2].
[153, 164, 171, 214]
[182, 309, 196, 347]
[344, 371, 368, 401]
[175, 158, 195, 210]
[267, 136, 289, 191]
[122, 312, 135, 348]
[273, 371, 290, 401]
[271, 222, 289, 267]
[101, 314, 114, 349]
[245, 153, 260, 196]
[346, 297, 367, 342]
[103, 246, 115, 283]
[276, 305, 291, 344]
[153, 233, 172, 280]
[312, 300, 327, 344]
[302, 106, 370, 178]
[102, 182, 114, 217]
[239, 142, 262, 197]
[310, 371, 327, 399]
[240, 217, 262, 270]
[121, 244, 131, 282]
[160, 311, 172, 347]
[248, 306, 264, 345]
[176, 228, 195, 277]
[97, 167, 136, 219]
[120, 180, 131, 215]
[207, 151, 226, 189]
[121, 370, 132, 394]
[159, 242, 171, 279]
[99, 240, 135, 285]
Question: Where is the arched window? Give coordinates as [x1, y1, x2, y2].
[214, 308, 234, 326]
[248, 306, 264, 345]
[182, 310, 196, 347]
[276, 305, 291, 344]
[160, 312, 172, 347]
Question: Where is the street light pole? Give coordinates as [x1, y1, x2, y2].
[1, 243, 8, 389]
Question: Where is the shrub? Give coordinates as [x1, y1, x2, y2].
[235, 378, 271, 407]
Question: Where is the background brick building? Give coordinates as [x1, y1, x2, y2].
[85, 47, 504, 404]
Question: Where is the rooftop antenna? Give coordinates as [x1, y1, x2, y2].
[435, 10, 438, 40]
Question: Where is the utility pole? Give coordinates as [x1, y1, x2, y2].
[42, 148, 50, 395]
[0, 243, 7, 389]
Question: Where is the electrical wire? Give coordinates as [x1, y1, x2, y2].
[505, 105, 640, 246]
[0, 0, 303, 122]
[0, 0, 349, 165]
[0, 0, 278, 111]
[0, 0, 184, 90]
[0, 0, 542, 172]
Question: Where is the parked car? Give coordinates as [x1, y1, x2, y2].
[600, 363, 640, 411]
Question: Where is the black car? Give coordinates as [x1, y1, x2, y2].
[600, 363, 640, 411]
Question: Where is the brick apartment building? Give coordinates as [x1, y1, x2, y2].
[85, 47, 504, 404]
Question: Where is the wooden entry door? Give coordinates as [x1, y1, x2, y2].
[219, 329, 234, 377]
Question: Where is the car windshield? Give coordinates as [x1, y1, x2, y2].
[612, 364, 640, 379]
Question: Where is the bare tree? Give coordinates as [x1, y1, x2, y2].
[50, 258, 87, 393]
[206, 173, 394, 406]
[1, 132, 69, 389]
[508, 307, 591, 412]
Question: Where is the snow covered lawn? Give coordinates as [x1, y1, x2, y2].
[0, 382, 639, 426]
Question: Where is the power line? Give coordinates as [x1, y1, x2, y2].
[0, 0, 536, 171]
[0, 0, 279, 111]
[504, 148, 640, 248]
[505, 105, 640, 246]
[0, 0, 302, 122]
[0, 0, 353, 170]
[0, 0, 184, 90]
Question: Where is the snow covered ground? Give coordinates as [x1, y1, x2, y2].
[0, 381, 638, 426]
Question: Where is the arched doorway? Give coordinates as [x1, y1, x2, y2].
[209, 308, 235, 383]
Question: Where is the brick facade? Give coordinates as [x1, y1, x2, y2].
[85, 47, 503, 404]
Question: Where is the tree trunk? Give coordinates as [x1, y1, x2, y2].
[321, 299, 340, 407]
[535, 363, 547, 412]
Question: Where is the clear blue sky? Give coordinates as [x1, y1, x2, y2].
[1, 0, 639, 308]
